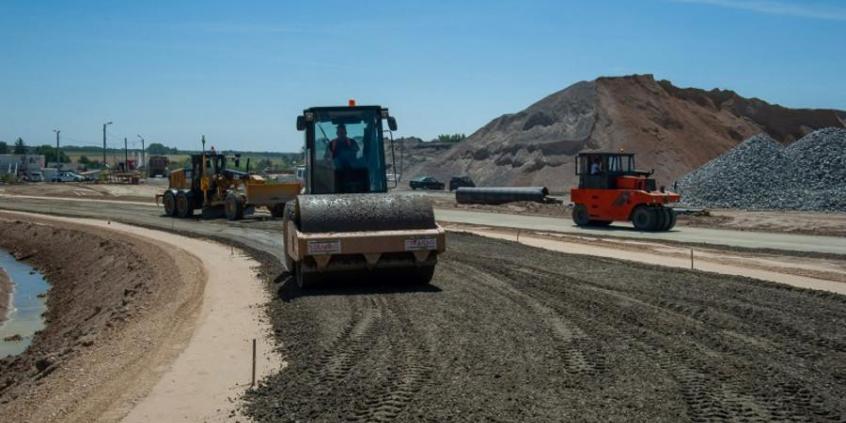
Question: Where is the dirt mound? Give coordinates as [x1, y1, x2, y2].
[678, 129, 846, 211]
[408, 75, 845, 191]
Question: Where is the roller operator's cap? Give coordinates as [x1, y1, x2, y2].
[348, 99, 356, 107]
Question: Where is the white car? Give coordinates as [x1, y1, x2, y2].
[57, 171, 85, 182]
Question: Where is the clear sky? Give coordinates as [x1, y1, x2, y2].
[1, 0, 844, 152]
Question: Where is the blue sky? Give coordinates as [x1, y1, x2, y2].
[1, 0, 844, 152]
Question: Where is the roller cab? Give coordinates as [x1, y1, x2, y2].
[285, 104, 445, 287]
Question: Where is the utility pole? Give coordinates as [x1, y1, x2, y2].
[52, 129, 61, 169]
[124, 137, 128, 172]
[103, 121, 113, 168]
[137, 134, 145, 171]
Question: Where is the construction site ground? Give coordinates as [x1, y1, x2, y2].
[4, 182, 846, 237]
[0, 187, 845, 421]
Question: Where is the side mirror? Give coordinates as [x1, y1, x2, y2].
[296, 115, 306, 131]
[387, 116, 398, 131]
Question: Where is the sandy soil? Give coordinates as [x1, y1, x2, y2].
[0, 267, 9, 325]
[0, 181, 164, 203]
[679, 208, 846, 237]
[0, 211, 279, 422]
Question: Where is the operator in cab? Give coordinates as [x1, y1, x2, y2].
[325, 124, 360, 169]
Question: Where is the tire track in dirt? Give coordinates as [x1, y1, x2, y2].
[468, 247, 844, 422]
[244, 234, 846, 422]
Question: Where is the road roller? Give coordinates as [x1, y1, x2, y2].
[570, 152, 680, 231]
[283, 103, 445, 288]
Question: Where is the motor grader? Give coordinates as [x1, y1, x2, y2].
[282, 103, 445, 288]
[159, 152, 301, 220]
[570, 152, 680, 231]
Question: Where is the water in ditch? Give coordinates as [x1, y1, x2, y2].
[0, 249, 49, 358]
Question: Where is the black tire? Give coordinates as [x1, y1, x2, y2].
[589, 220, 613, 227]
[224, 192, 244, 221]
[666, 208, 677, 231]
[652, 208, 667, 232]
[295, 261, 322, 289]
[572, 204, 591, 226]
[162, 190, 177, 216]
[631, 206, 655, 231]
[270, 203, 285, 218]
[175, 191, 193, 218]
[410, 265, 436, 285]
[282, 201, 297, 274]
[659, 207, 672, 232]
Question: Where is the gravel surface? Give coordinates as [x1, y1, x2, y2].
[679, 129, 846, 211]
[244, 233, 846, 422]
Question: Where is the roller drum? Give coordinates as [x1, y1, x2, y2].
[296, 193, 436, 233]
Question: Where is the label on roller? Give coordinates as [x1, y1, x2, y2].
[405, 237, 437, 251]
[307, 239, 341, 255]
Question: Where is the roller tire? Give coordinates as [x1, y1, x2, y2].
[295, 262, 321, 289]
[652, 208, 667, 232]
[572, 204, 591, 226]
[225, 192, 244, 221]
[162, 191, 177, 216]
[410, 265, 436, 285]
[631, 206, 656, 231]
[175, 191, 193, 218]
[270, 203, 285, 218]
[666, 208, 677, 231]
[282, 201, 297, 274]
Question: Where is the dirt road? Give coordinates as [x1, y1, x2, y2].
[2, 196, 846, 421]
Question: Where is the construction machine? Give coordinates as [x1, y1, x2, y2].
[570, 152, 680, 231]
[283, 103, 445, 288]
[159, 150, 301, 220]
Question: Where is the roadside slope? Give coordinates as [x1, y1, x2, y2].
[0, 212, 280, 422]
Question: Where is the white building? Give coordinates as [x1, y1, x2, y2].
[0, 154, 46, 177]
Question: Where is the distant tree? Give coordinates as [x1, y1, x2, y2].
[13, 138, 26, 154]
[436, 133, 466, 143]
[147, 143, 178, 155]
[0, 141, 7, 154]
[78, 155, 91, 165]
[34, 145, 70, 163]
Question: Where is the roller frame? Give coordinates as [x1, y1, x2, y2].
[286, 220, 446, 272]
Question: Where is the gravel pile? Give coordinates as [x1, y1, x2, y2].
[678, 128, 846, 211]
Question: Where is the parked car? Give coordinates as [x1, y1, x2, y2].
[56, 171, 85, 182]
[449, 176, 475, 191]
[409, 176, 445, 190]
[26, 171, 44, 182]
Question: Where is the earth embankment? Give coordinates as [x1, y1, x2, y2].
[0, 267, 10, 325]
[0, 213, 205, 423]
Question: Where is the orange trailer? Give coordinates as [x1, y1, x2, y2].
[570, 152, 680, 231]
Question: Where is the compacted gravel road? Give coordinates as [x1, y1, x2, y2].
[1, 197, 845, 422]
